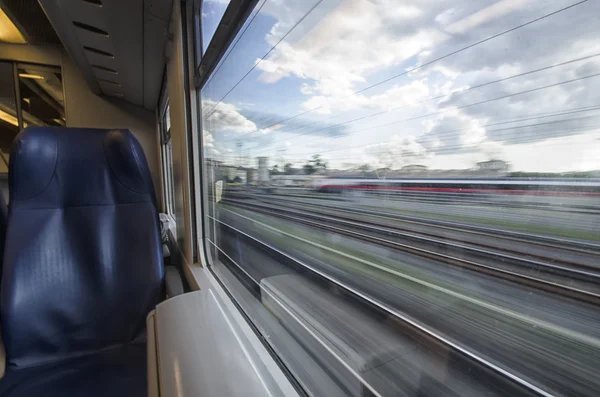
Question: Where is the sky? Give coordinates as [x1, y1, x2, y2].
[200, 0, 600, 172]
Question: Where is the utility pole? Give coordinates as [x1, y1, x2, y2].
[236, 140, 243, 168]
[276, 146, 286, 174]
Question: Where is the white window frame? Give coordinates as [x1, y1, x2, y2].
[159, 98, 176, 223]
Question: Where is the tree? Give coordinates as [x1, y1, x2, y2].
[303, 154, 327, 175]
[303, 163, 316, 175]
[284, 163, 294, 174]
[270, 165, 280, 175]
[358, 164, 371, 176]
[303, 154, 328, 175]
[310, 154, 327, 171]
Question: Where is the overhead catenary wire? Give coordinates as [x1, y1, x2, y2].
[202, 0, 269, 88]
[311, 126, 600, 160]
[212, 1, 589, 145]
[255, 111, 600, 160]
[239, 53, 600, 150]
[202, 0, 324, 118]
[212, 104, 600, 161]
[241, 72, 600, 156]
[219, 51, 600, 146]
[211, 124, 600, 166]
[252, 104, 600, 158]
[210, 105, 600, 164]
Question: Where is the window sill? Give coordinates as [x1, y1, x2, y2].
[179, 261, 300, 397]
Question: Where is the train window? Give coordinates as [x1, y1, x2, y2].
[0, 62, 18, 171]
[18, 64, 64, 127]
[161, 102, 176, 220]
[198, 0, 231, 55]
[0, 62, 64, 174]
[197, 1, 600, 396]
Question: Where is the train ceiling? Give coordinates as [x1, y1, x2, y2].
[36, 0, 173, 111]
[0, 0, 60, 45]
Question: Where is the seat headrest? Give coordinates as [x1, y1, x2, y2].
[9, 127, 154, 208]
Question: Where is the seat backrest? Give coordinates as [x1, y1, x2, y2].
[1, 127, 164, 369]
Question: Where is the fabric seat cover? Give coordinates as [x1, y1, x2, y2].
[0, 127, 163, 397]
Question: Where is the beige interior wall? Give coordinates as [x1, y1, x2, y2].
[166, 0, 194, 264]
[62, 52, 161, 208]
[0, 43, 61, 65]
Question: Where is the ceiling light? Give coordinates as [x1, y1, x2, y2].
[0, 109, 18, 127]
[19, 73, 44, 80]
[0, 7, 26, 44]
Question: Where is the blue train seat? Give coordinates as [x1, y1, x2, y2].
[0, 127, 164, 397]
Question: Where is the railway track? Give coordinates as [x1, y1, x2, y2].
[267, 189, 600, 214]
[213, 211, 595, 397]
[222, 197, 600, 305]
[245, 193, 600, 264]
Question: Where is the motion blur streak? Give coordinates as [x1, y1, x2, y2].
[201, 0, 600, 395]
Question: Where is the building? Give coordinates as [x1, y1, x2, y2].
[477, 160, 509, 175]
[257, 157, 269, 184]
[271, 175, 315, 187]
[220, 165, 238, 182]
[401, 165, 428, 173]
[246, 168, 257, 184]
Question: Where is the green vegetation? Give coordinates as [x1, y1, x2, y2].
[260, 193, 600, 241]
[219, 204, 600, 353]
[221, 204, 441, 290]
[374, 205, 600, 242]
[303, 154, 327, 175]
[510, 171, 600, 178]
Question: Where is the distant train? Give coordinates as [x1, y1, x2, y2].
[307, 178, 600, 196]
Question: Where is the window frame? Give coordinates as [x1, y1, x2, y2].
[159, 97, 176, 222]
[193, 0, 259, 88]
[0, 61, 65, 130]
[0, 60, 65, 170]
[189, 3, 386, 395]
[193, 0, 262, 266]
[187, 2, 600, 397]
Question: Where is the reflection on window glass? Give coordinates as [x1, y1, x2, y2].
[165, 140, 175, 216]
[200, 1, 600, 396]
[162, 103, 176, 219]
[18, 65, 65, 128]
[0, 62, 18, 168]
[200, 0, 231, 54]
[165, 102, 171, 132]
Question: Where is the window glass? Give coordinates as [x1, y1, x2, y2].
[165, 140, 175, 216]
[199, 1, 600, 396]
[18, 64, 64, 128]
[165, 103, 171, 132]
[162, 103, 176, 219]
[200, 0, 231, 55]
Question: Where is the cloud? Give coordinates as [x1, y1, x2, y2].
[203, 130, 220, 155]
[257, 0, 449, 111]
[203, 100, 256, 133]
[418, 1, 600, 77]
[208, 0, 600, 170]
[415, 110, 488, 157]
[203, 130, 215, 147]
[255, 0, 600, 142]
[363, 134, 429, 168]
[428, 55, 600, 149]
